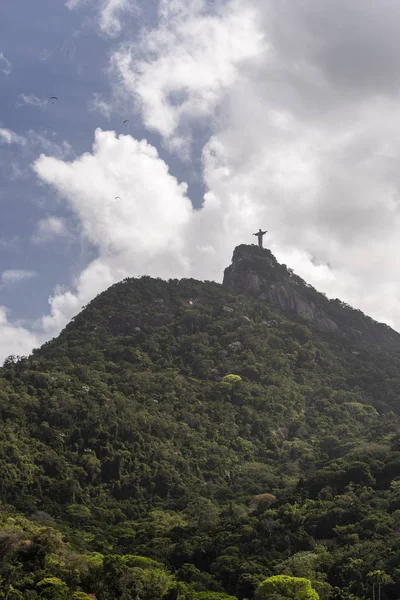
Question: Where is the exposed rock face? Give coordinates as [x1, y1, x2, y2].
[223, 244, 400, 345]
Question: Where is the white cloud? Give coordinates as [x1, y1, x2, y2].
[32, 216, 68, 244]
[17, 94, 47, 111]
[0, 307, 39, 363]
[99, 0, 136, 37]
[88, 93, 112, 119]
[111, 0, 264, 141]
[26, 133, 72, 159]
[0, 128, 26, 145]
[0, 52, 12, 76]
[0, 128, 71, 158]
[65, 0, 136, 37]
[33, 129, 192, 259]
[0, 127, 72, 182]
[1, 270, 37, 286]
[32, 128, 194, 335]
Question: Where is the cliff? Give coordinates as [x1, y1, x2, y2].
[223, 244, 400, 346]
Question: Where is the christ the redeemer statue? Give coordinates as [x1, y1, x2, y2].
[253, 228, 267, 248]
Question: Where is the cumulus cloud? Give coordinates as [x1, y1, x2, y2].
[33, 129, 192, 264]
[32, 129, 195, 335]
[32, 216, 68, 244]
[260, 0, 400, 99]
[0, 307, 39, 363]
[0, 52, 12, 76]
[111, 0, 264, 141]
[1, 270, 37, 286]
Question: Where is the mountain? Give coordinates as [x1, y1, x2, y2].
[1, 245, 400, 600]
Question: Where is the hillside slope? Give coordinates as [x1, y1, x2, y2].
[1, 247, 400, 599]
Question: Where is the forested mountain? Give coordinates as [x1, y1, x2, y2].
[2, 245, 400, 600]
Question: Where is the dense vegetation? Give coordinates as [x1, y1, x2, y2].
[3, 251, 400, 599]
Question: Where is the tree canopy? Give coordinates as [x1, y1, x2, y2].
[0, 272, 400, 598]
[256, 575, 319, 600]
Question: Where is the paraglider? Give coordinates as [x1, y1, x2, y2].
[49, 96, 58, 104]
[114, 196, 121, 201]
[123, 120, 129, 126]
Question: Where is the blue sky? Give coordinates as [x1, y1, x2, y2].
[2, 0, 400, 361]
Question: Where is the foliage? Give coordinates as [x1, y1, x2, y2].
[1, 250, 400, 598]
[255, 575, 319, 599]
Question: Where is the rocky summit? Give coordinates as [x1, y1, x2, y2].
[224, 244, 400, 347]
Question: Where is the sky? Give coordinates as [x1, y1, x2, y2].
[1, 0, 400, 362]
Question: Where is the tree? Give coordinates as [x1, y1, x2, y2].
[222, 375, 242, 383]
[256, 575, 319, 600]
[121, 567, 176, 600]
[36, 577, 70, 600]
[276, 548, 333, 600]
[367, 570, 392, 600]
[185, 498, 220, 532]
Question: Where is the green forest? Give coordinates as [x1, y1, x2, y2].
[2, 248, 400, 599]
